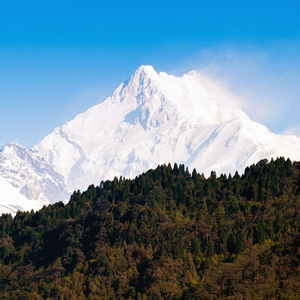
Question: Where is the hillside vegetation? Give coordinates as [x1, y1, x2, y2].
[0, 157, 299, 299]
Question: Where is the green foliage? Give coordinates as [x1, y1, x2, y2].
[0, 158, 299, 299]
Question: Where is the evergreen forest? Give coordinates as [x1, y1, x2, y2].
[0, 157, 299, 299]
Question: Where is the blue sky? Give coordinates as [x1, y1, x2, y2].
[1, 0, 300, 148]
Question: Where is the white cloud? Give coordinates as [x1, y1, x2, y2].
[167, 41, 300, 135]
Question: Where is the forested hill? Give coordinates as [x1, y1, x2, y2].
[0, 158, 299, 299]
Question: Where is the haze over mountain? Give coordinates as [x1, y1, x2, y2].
[1, 65, 300, 215]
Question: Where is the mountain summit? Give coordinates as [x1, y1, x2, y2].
[1, 65, 300, 214]
[114, 65, 244, 127]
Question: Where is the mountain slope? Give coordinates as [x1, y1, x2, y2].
[34, 65, 300, 192]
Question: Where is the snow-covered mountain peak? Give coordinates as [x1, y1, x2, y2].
[3, 64, 300, 215]
[110, 65, 245, 128]
[34, 66, 259, 192]
[1, 142, 23, 153]
[135, 65, 158, 80]
[110, 65, 159, 106]
[0, 142, 32, 163]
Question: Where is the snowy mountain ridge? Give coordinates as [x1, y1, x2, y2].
[2, 65, 300, 215]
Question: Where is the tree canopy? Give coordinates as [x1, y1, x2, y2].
[0, 157, 299, 299]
